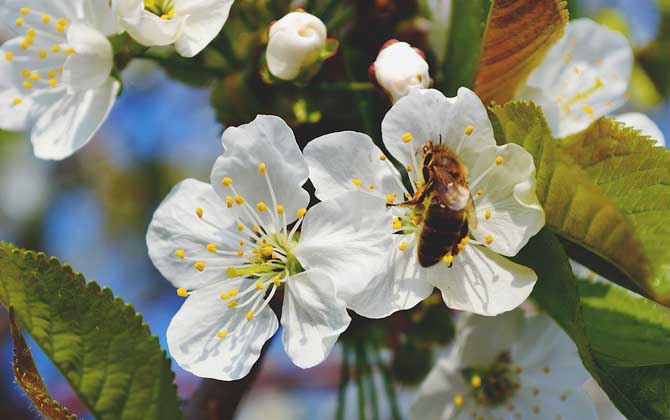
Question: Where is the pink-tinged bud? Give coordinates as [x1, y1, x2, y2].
[371, 40, 430, 103]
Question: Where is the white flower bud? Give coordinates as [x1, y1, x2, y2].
[372, 41, 430, 103]
[266, 11, 328, 81]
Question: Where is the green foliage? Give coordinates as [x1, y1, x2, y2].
[489, 101, 670, 304]
[10, 308, 78, 420]
[0, 243, 182, 420]
[516, 230, 670, 420]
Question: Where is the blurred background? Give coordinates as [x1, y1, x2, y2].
[0, 0, 667, 418]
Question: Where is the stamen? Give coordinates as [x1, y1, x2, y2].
[471, 375, 482, 388]
[246, 310, 254, 321]
[196, 208, 204, 218]
[176, 288, 188, 297]
[406, 165, 413, 172]
[399, 241, 408, 251]
[442, 254, 454, 264]
[227, 300, 238, 308]
[368, 183, 376, 190]
[485, 235, 493, 245]
[256, 202, 268, 212]
[4, 52, 13, 61]
[495, 156, 504, 166]
[485, 209, 491, 220]
[392, 217, 402, 230]
[352, 178, 362, 186]
[258, 163, 267, 174]
[222, 177, 233, 187]
[402, 132, 413, 143]
[464, 125, 474, 135]
[297, 208, 307, 218]
[582, 104, 594, 115]
[276, 205, 285, 214]
[453, 395, 464, 408]
[379, 154, 386, 161]
[207, 243, 217, 253]
[226, 196, 233, 208]
[194, 261, 206, 272]
[217, 330, 228, 339]
[175, 249, 186, 259]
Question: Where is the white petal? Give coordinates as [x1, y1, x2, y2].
[119, 7, 183, 47]
[211, 115, 310, 228]
[411, 361, 473, 420]
[348, 234, 433, 319]
[0, 0, 83, 31]
[29, 77, 119, 160]
[428, 245, 537, 316]
[281, 269, 350, 369]
[0, 87, 31, 131]
[167, 279, 278, 381]
[63, 22, 114, 92]
[146, 179, 239, 291]
[174, 0, 235, 57]
[293, 191, 394, 308]
[468, 143, 545, 257]
[381, 88, 495, 184]
[303, 131, 406, 202]
[521, 18, 633, 137]
[614, 112, 666, 148]
[82, 0, 120, 36]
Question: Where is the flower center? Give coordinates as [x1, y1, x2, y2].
[144, 0, 176, 20]
[461, 352, 518, 407]
[5, 7, 74, 106]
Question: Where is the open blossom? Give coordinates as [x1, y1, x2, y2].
[518, 18, 666, 147]
[113, 0, 235, 57]
[371, 40, 430, 103]
[266, 11, 328, 81]
[411, 310, 597, 420]
[0, 0, 120, 160]
[304, 88, 545, 318]
[147, 115, 392, 380]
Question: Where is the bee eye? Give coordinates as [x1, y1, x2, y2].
[449, 171, 460, 178]
[423, 146, 429, 153]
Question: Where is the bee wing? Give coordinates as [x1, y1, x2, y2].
[466, 194, 478, 229]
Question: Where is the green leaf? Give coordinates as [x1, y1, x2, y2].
[440, 0, 492, 95]
[0, 243, 182, 420]
[516, 230, 670, 420]
[473, 0, 568, 104]
[9, 308, 78, 420]
[488, 101, 659, 301]
[561, 118, 670, 303]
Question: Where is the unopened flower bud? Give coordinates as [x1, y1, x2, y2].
[370, 40, 430, 103]
[266, 11, 329, 81]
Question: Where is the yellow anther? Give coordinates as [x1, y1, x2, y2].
[222, 177, 233, 186]
[406, 165, 413, 172]
[227, 300, 238, 308]
[21, 69, 30, 77]
[20, 7, 30, 15]
[234, 195, 245, 205]
[582, 104, 594, 115]
[48, 69, 57, 78]
[30, 72, 40, 81]
[42, 15, 51, 24]
[48, 78, 58, 87]
[64, 48, 76, 54]
[252, 225, 260, 233]
[464, 125, 474, 135]
[175, 249, 186, 259]
[176, 288, 188, 297]
[217, 330, 228, 339]
[196, 207, 204, 218]
[476, 189, 483, 197]
[453, 394, 464, 408]
[442, 254, 454, 264]
[226, 195, 233, 208]
[471, 375, 482, 388]
[52, 44, 61, 53]
[15, 17, 24, 27]
[237, 224, 244, 231]
[255, 281, 265, 290]
[20, 41, 29, 50]
[256, 202, 268, 212]
[495, 156, 504, 165]
[194, 261, 206, 272]
[236, 250, 244, 257]
[12, 97, 22, 106]
[277, 205, 285, 214]
[273, 276, 281, 287]
[261, 245, 274, 256]
[404, 192, 411, 200]
[485, 235, 494, 245]
[56, 24, 66, 33]
[23, 81, 33, 90]
[258, 163, 267, 174]
[386, 193, 397, 204]
[485, 209, 491, 220]
[4, 52, 13, 61]
[57, 18, 68, 26]
[392, 217, 402, 230]
[352, 178, 363, 186]
[207, 243, 217, 253]
[246, 310, 254, 321]
[399, 241, 408, 251]
[38, 50, 47, 59]
[409, 215, 420, 224]
[239, 240, 245, 247]
[297, 208, 307, 218]
[402, 132, 413, 143]
[368, 183, 376, 190]
[532, 406, 540, 414]
[229, 288, 238, 297]
[379, 154, 386, 161]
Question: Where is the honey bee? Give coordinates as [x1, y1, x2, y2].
[396, 140, 478, 267]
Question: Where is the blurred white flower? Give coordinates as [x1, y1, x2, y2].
[518, 18, 665, 147]
[412, 310, 597, 420]
[0, 0, 120, 160]
[371, 40, 430, 103]
[147, 115, 393, 380]
[304, 88, 545, 318]
[113, 0, 235, 57]
[266, 11, 328, 81]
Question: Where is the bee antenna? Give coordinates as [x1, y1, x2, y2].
[439, 134, 443, 144]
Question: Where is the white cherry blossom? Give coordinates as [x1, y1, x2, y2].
[0, 0, 120, 160]
[518, 18, 665, 147]
[112, 0, 235, 57]
[371, 40, 430, 103]
[147, 115, 392, 380]
[411, 310, 597, 420]
[304, 88, 545, 318]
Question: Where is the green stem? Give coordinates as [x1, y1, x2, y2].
[336, 343, 350, 420]
[316, 82, 376, 92]
[137, 52, 226, 77]
[362, 346, 379, 420]
[372, 343, 403, 420]
[354, 342, 368, 420]
[342, 45, 376, 137]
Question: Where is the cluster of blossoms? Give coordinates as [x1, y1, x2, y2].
[0, 1, 662, 418]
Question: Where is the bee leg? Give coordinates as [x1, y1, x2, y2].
[386, 181, 434, 208]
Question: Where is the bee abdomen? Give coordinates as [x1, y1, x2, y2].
[417, 206, 467, 267]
